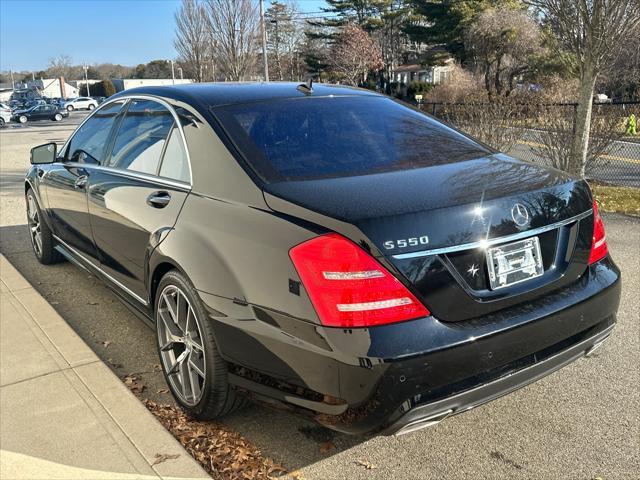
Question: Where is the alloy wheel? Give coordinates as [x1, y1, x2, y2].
[26, 194, 42, 257]
[157, 284, 207, 406]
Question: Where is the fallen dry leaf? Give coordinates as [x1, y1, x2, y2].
[355, 459, 377, 470]
[319, 441, 335, 453]
[289, 470, 306, 480]
[151, 453, 180, 466]
[144, 399, 287, 479]
[156, 388, 169, 394]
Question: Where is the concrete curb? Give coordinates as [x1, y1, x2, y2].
[0, 254, 210, 480]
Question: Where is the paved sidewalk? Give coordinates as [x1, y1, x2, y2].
[0, 254, 210, 480]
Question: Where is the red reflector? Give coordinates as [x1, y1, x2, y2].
[588, 200, 608, 265]
[289, 233, 430, 327]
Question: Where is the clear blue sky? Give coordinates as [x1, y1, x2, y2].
[0, 0, 327, 72]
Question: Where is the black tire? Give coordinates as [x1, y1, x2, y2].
[67, 105, 74, 112]
[154, 270, 247, 419]
[19, 115, 27, 124]
[26, 189, 63, 265]
[54, 113, 63, 121]
[0, 117, 5, 127]
[88, 103, 95, 110]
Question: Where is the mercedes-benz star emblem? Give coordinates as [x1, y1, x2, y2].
[467, 264, 479, 277]
[511, 203, 530, 227]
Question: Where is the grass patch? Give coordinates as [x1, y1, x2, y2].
[590, 183, 640, 216]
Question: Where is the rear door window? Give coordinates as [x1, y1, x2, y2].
[65, 100, 126, 164]
[214, 96, 490, 182]
[107, 100, 174, 175]
[158, 127, 190, 183]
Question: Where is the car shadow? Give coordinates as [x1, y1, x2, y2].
[0, 223, 367, 472]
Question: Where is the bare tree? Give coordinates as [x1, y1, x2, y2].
[174, 0, 210, 82]
[528, 0, 640, 177]
[531, 103, 624, 174]
[46, 55, 76, 79]
[438, 100, 527, 152]
[206, 0, 259, 81]
[265, 1, 305, 81]
[330, 24, 383, 86]
[465, 8, 543, 99]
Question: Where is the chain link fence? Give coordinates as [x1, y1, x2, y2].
[419, 101, 640, 188]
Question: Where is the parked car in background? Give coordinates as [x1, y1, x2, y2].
[0, 108, 11, 127]
[63, 97, 98, 111]
[0, 102, 12, 113]
[24, 83, 620, 436]
[594, 93, 611, 103]
[13, 104, 68, 123]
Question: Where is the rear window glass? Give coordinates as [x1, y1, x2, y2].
[213, 96, 490, 182]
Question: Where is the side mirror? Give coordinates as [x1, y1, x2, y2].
[30, 142, 57, 165]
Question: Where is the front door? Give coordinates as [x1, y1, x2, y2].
[88, 99, 191, 302]
[43, 100, 127, 264]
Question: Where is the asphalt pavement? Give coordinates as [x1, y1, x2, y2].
[509, 130, 640, 188]
[0, 116, 638, 479]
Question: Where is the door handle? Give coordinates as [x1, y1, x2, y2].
[74, 175, 88, 189]
[147, 191, 171, 208]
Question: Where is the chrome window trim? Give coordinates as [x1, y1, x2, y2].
[63, 162, 191, 191]
[53, 234, 149, 306]
[392, 209, 593, 260]
[57, 93, 194, 186]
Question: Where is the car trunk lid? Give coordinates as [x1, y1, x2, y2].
[264, 155, 595, 322]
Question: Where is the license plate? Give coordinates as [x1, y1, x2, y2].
[486, 237, 543, 290]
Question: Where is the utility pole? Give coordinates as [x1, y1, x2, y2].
[178, 67, 183, 80]
[259, 0, 269, 82]
[83, 63, 90, 97]
[10, 70, 15, 90]
[170, 60, 175, 85]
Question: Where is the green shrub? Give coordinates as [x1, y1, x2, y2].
[407, 81, 432, 99]
[79, 80, 116, 98]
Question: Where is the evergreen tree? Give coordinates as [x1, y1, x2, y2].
[405, 0, 522, 62]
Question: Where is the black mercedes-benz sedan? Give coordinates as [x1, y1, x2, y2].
[25, 83, 620, 436]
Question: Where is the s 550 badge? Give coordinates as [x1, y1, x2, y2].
[383, 236, 429, 250]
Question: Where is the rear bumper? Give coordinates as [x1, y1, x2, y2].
[385, 322, 613, 435]
[207, 257, 621, 436]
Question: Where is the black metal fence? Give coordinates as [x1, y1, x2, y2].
[419, 101, 640, 188]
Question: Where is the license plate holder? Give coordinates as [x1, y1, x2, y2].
[486, 237, 543, 290]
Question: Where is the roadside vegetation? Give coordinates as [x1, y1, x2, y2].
[591, 183, 640, 216]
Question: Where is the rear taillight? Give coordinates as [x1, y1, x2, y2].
[289, 233, 430, 328]
[588, 200, 608, 265]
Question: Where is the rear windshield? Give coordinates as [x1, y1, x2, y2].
[213, 96, 491, 182]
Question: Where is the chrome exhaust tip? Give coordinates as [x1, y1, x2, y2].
[393, 409, 454, 436]
[585, 335, 610, 357]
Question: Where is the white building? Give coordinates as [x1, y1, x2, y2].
[395, 59, 454, 86]
[14, 78, 79, 99]
[112, 78, 193, 92]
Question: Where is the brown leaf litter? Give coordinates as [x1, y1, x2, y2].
[144, 400, 287, 480]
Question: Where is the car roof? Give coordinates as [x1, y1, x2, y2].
[110, 82, 382, 108]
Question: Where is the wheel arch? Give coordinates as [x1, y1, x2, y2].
[148, 258, 183, 310]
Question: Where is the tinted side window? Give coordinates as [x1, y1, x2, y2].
[108, 100, 173, 175]
[66, 101, 125, 164]
[158, 127, 190, 183]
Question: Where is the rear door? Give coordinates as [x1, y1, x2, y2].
[30, 105, 47, 120]
[88, 98, 191, 303]
[43, 100, 127, 264]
